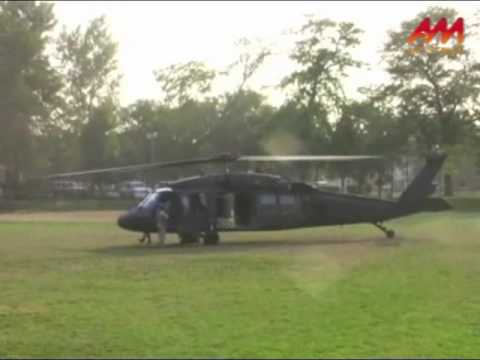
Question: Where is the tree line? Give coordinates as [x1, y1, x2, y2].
[0, 2, 479, 196]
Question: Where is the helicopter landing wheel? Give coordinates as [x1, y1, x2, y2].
[204, 232, 219, 246]
[373, 223, 395, 239]
[179, 233, 200, 245]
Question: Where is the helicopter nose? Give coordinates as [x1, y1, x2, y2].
[117, 213, 132, 230]
[117, 209, 152, 232]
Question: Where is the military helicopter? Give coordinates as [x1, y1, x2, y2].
[41, 151, 451, 246]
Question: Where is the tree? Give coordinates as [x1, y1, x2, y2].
[204, 90, 274, 155]
[199, 38, 273, 157]
[281, 17, 363, 149]
[116, 98, 221, 181]
[223, 37, 271, 94]
[264, 17, 364, 181]
[381, 7, 480, 194]
[0, 1, 62, 188]
[79, 99, 118, 187]
[154, 61, 216, 107]
[117, 100, 162, 165]
[152, 40, 273, 161]
[330, 103, 368, 192]
[56, 15, 121, 133]
[355, 99, 405, 197]
[80, 99, 117, 169]
[443, 131, 480, 193]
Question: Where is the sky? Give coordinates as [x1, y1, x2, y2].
[52, 1, 480, 107]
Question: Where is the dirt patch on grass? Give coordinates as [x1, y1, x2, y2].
[0, 210, 123, 223]
[269, 234, 410, 299]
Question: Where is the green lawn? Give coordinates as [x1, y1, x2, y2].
[0, 198, 137, 213]
[1, 209, 480, 358]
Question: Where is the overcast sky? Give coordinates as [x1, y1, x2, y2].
[52, 1, 479, 106]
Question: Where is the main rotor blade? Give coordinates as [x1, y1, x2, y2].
[238, 155, 382, 162]
[38, 153, 381, 180]
[40, 153, 238, 179]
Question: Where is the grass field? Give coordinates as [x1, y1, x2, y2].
[1, 207, 480, 358]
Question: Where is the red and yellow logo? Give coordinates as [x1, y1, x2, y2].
[407, 17, 464, 55]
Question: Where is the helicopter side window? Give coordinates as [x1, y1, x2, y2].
[259, 193, 277, 206]
[279, 194, 295, 206]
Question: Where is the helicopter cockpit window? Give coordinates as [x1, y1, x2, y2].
[138, 190, 173, 211]
[138, 192, 160, 210]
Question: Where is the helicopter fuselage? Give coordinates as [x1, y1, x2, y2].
[117, 172, 405, 235]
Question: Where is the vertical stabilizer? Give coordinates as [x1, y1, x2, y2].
[398, 152, 447, 204]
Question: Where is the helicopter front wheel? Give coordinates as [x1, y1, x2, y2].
[178, 233, 200, 245]
[204, 232, 220, 246]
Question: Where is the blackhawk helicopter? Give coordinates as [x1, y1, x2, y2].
[43, 152, 451, 246]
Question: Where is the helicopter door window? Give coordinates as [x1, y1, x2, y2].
[181, 195, 190, 212]
[234, 193, 253, 226]
[279, 194, 295, 206]
[259, 193, 277, 206]
[198, 193, 208, 207]
[189, 193, 208, 215]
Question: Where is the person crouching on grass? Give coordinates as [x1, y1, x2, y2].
[139, 232, 152, 245]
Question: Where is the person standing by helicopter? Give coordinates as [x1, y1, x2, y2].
[155, 202, 169, 246]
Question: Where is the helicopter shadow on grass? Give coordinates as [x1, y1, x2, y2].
[90, 234, 406, 258]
